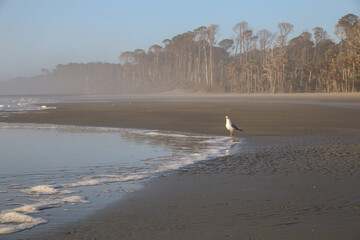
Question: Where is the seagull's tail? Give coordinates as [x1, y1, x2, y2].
[238, 129, 244, 132]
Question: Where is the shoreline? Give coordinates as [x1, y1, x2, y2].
[1, 94, 360, 239]
[28, 131, 360, 240]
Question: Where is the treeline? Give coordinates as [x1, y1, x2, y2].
[5, 13, 360, 94]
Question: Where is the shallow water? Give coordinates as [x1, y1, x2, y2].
[0, 123, 238, 238]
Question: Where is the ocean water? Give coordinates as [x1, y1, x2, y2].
[0, 122, 239, 238]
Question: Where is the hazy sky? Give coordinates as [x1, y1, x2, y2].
[0, 0, 359, 81]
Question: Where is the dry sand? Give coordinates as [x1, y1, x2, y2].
[2, 93, 360, 240]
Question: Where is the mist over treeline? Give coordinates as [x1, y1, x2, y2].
[1, 13, 359, 95]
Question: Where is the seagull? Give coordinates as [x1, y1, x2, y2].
[225, 116, 244, 136]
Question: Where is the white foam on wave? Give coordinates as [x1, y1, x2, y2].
[0, 195, 88, 234]
[62, 173, 148, 188]
[61, 132, 235, 189]
[20, 185, 77, 195]
[0, 212, 47, 235]
[0, 96, 57, 112]
[11, 196, 89, 214]
[152, 145, 231, 173]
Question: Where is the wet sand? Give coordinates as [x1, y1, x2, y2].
[2, 93, 360, 239]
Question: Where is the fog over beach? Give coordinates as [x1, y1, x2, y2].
[1, 0, 360, 239]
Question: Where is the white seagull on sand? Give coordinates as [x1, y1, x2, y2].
[225, 116, 244, 136]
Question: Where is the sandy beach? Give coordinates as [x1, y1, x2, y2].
[2, 93, 360, 239]
[2, 93, 360, 136]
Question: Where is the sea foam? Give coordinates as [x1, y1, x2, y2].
[0, 196, 88, 234]
[0, 96, 56, 112]
[0, 212, 47, 235]
[20, 185, 76, 195]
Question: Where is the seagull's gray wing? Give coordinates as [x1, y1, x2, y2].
[231, 122, 244, 131]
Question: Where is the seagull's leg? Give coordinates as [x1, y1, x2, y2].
[230, 131, 233, 137]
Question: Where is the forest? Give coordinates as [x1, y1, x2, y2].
[3, 13, 360, 94]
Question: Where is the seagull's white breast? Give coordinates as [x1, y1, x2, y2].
[226, 119, 234, 131]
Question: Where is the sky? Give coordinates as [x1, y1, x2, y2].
[0, 0, 359, 81]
